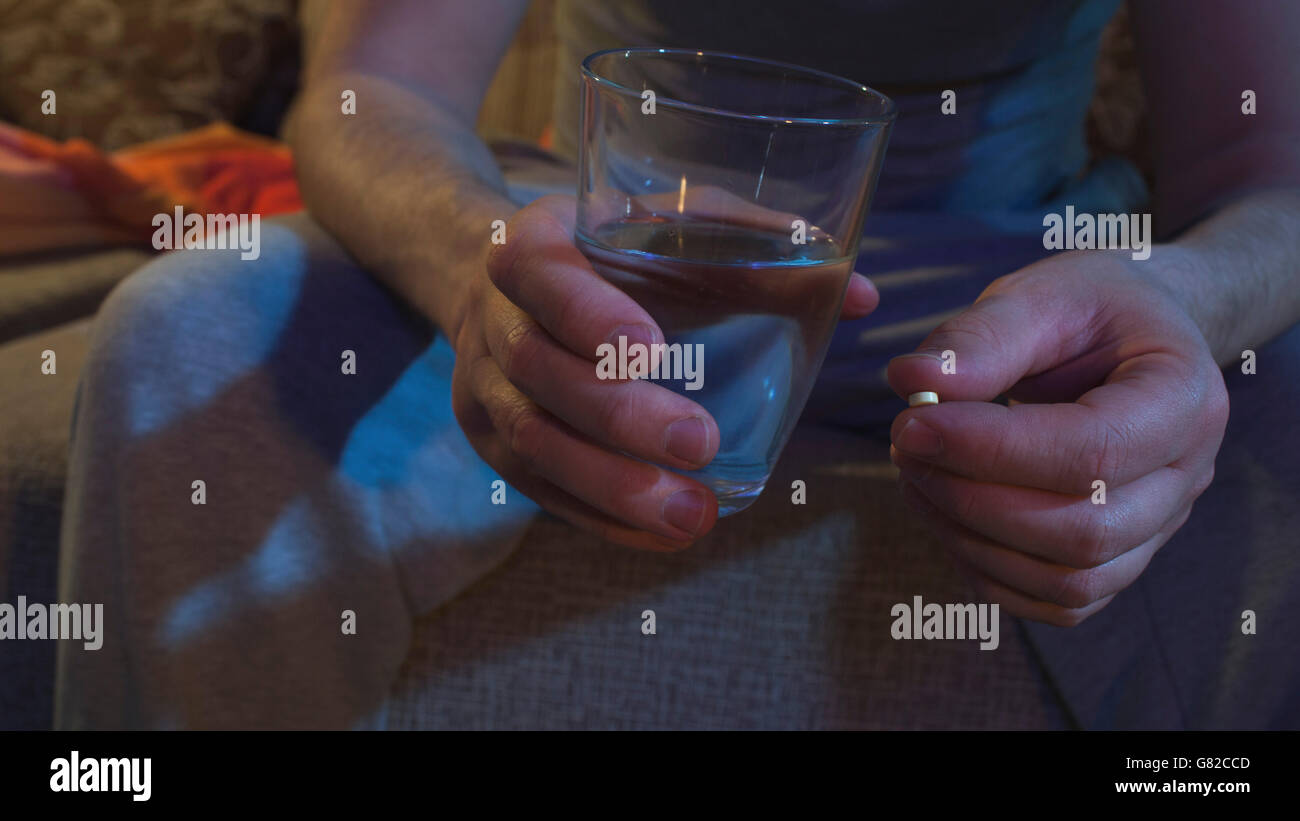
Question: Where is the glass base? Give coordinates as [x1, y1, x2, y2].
[709, 475, 770, 517]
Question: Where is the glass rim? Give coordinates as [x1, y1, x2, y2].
[581, 47, 897, 128]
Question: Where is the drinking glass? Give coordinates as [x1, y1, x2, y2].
[576, 48, 895, 515]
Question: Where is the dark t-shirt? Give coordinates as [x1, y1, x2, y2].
[552, 0, 1145, 214]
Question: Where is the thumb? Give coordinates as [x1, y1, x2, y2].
[839, 272, 880, 320]
[886, 285, 1070, 402]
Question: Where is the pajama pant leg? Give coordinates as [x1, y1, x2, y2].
[54, 213, 537, 729]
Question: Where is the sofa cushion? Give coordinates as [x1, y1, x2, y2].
[0, 0, 300, 150]
[0, 246, 149, 345]
[0, 318, 91, 729]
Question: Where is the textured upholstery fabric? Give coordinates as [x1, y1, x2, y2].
[384, 325, 1300, 729]
[0, 318, 92, 728]
[389, 425, 1072, 730]
[0, 0, 300, 149]
[0, 246, 150, 345]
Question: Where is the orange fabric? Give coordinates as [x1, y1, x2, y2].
[0, 122, 301, 256]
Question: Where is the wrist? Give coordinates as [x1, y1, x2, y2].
[395, 196, 511, 348]
[436, 243, 487, 352]
[1138, 243, 1231, 364]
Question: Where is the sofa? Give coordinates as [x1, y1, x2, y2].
[8, 1, 1297, 730]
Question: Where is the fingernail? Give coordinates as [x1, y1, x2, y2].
[664, 416, 711, 465]
[892, 352, 944, 365]
[896, 417, 943, 457]
[663, 489, 708, 535]
[607, 323, 659, 350]
[843, 274, 877, 312]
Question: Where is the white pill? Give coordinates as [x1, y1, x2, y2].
[908, 391, 939, 407]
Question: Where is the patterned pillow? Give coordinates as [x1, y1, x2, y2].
[0, 0, 301, 150]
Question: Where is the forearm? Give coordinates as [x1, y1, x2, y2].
[1149, 186, 1300, 368]
[286, 72, 514, 341]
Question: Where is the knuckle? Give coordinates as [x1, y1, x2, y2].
[945, 308, 1006, 354]
[484, 238, 514, 288]
[1052, 569, 1101, 609]
[504, 403, 548, 467]
[594, 385, 639, 441]
[1090, 418, 1130, 488]
[485, 219, 532, 292]
[553, 286, 602, 347]
[499, 319, 547, 383]
[1067, 502, 1117, 568]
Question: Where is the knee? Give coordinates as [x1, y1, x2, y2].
[107, 216, 318, 332]
[77, 216, 348, 431]
[77, 214, 428, 439]
[90, 215, 344, 373]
